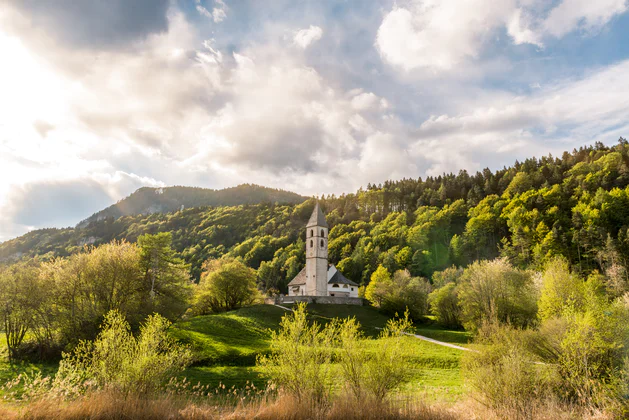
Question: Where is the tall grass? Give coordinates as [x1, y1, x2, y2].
[0, 391, 459, 420]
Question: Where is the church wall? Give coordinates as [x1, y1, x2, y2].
[265, 296, 365, 306]
[327, 282, 359, 298]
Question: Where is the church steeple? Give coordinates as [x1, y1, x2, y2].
[307, 202, 328, 228]
[305, 202, 328, 296]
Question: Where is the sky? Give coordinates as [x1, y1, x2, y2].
[1, 0, 629, 242]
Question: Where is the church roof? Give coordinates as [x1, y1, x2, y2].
[327, 265, 359, 287]
[287, 265, 359, 288]
[306, 202, 328, 228]
[287, 267, 306, 286]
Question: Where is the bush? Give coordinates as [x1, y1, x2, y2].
[192, 258, 261, 314]
[457, 258, 538, 330]
[55, 310, 192, 396]
[463, 323, 562, 416]
[428, 283, 462, 328]
[538, 257, 585, 322]
[365, 267, 432, 320]
[335, 311, 412, 403]
[257, 303, 335, 403]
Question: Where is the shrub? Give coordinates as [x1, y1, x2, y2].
[335, 311, 412, 403]
[457, 258, 537, 330]
[428, 283, 462, 328]
[55, 310, 192, 396]
[192, 258, 260, 314]
[257, 303, 335, 403]
[538, 257, 585, 322]
[463, 323, 562, 416]
[364, 265, 392, 307]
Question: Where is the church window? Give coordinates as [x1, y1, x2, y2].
[310, 239, 313, 248]
[332, 284, 339, 288]
[343, 284, 348, 288]
[320, 239, 324, 248]
[310, 229, 313, 237]
[351, 288, 354, 291]
[321, 229, 325, 237]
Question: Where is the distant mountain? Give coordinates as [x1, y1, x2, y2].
[77, 184, 306, 227]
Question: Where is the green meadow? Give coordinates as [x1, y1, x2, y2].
[172, 304, 470, 402]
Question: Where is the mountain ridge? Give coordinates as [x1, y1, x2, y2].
[77, 184, 307, 227]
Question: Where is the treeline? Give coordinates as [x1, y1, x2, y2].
[0, 233, 191, 360]
[78, 183, 306, 227]
[373, 257, 629, 416]
[3, 139, 629, 294]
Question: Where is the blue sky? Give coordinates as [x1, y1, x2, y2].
[1, 0, 629, 241]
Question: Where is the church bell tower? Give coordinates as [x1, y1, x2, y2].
[305, 203, 328, 296]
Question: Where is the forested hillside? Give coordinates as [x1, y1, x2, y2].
[3, 139, 629, 290]
[78, 184, 306, 227]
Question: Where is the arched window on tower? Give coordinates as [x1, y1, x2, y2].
[310, 229, 314, 237]
[321, 229, 325, 237]
[320, 239, 324, 248]
[310, 239, 313, 248]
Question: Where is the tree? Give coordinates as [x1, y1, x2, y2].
[458, 258, 537, 330]
[538, 257, 585, 322]
[138, 233, 192, 320]
[56, 310, 192, 396]
[364, 265, 391, 307]
[428, 283, 462, 328]
[192, 258, 260, 314]
[0, 262, 42, 361]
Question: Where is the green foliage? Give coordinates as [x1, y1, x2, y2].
[458, 258, 538, 330]
[138, 232, 192, 320]
[192, 258, 260, 315]
[538, 257, 585, 321]
[463, 323, 561, 415]
[257, 303, 335, 402]
[258, 304, 413, 404]
[428, 283, 462, 328]
[366, 269, 432, 320]
[55, 310, 192, 396]
[0, 261, 49, 360]
[0, 237, 193, 359]
[335, 311, 412, 402]
[364, 265, 391, 306]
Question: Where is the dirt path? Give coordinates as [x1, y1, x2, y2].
[402, 332, 475, 352]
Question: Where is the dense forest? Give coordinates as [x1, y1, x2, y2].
[3, 139, 629, 292]
[78, 183, 306, 227]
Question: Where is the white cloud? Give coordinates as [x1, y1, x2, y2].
[376, 1, 514, 72]
[376, 0, 628, 72]
[293, 25, 323, 49]
[411, 59, 629, 175]
[544, 0, 627, 37]
[196, 0, 227, 23]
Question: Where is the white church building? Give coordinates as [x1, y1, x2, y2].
[287, 203, 359, 298]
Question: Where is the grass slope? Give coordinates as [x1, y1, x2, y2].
[173, 304, 470, 401]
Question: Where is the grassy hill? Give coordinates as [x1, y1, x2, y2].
[171, 304, 471, 402]
[0, 304, 471, 403]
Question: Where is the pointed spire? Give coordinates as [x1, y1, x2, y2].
[306, 202, 328, 228]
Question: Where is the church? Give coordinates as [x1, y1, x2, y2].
[287, 203, 359, 298]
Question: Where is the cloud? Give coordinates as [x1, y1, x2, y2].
[376, 0, 629, 72]
[543, 0, 628, 38]
[1, 172, 163, 234]
[196, 0, 228, 23]
[411, 59, 629, 175]
[293, 25, 323, 49]
[8, 0, 170, 49]
[1, 0, 629, 243]
[375, 1, 514, 72]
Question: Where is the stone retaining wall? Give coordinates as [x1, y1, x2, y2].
[265, 295, 365, 306]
